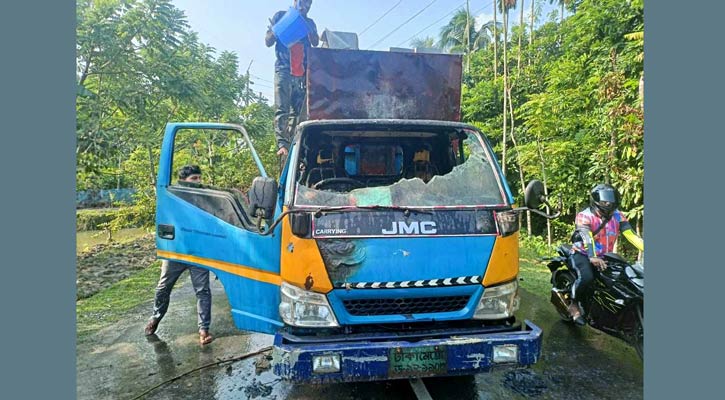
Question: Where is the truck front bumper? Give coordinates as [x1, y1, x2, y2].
[272, 320, 542, 383]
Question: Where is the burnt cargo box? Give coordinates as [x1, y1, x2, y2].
[306, 48, 462, 121]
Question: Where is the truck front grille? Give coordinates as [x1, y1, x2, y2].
[342, 295, 470, 316]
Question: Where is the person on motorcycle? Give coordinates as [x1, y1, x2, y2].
[568, 183, 644, 325]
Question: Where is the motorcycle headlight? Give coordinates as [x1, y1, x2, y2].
[279, 282, 339, 327]
[473, 280, 519, 320]
[496, 211, 520, 237]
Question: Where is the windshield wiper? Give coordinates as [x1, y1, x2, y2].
[354, 205, 433, 215]
[311, 205, 433, 216]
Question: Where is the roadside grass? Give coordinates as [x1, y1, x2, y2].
[76, 260, 161, 340]
[518, 244, 555, 300]
[76, 227, 148, 253]
[76, 207, 120, 231]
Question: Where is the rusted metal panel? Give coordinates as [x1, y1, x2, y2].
[307, 48, 462, 121]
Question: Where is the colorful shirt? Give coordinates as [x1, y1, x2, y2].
[573, 207, 633, 257]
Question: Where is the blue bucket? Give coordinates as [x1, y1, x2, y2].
[272, 7, 310, 48]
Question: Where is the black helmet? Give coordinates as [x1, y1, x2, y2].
[589, 183, 620, 218]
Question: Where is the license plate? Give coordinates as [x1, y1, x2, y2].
[388, 345, 447, 378]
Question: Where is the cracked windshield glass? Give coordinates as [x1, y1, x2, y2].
[293, 129, 505, 208]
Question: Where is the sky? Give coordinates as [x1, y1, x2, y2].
[170, 0, 559, 102]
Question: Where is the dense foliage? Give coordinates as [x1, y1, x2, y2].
[433, 0, 644, 248]
[76, 0, 276, 226]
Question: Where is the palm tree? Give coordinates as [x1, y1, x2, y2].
[478, 20, 501, 41]
[466, 0, 471, 71]
[548, 0, 568, 23]
[500, 0, 532, 232]
[518, 0, 524, 73]
[500, 0, 516, 175]
[437, 9, 488, 68]
[409, 36, 438, 50]
[492, 1, 498, 79]
[529, 0, 535, 65]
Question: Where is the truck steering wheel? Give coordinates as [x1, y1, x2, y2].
[312, 177, 365, 192]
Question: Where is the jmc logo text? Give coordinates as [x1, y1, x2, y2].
[381, 221, 437, 235]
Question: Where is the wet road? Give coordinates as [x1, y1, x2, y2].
[77, 276, 642, 399]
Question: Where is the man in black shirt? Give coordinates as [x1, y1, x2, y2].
[145, 165, 214, 345]
[265, 0, 319, 158]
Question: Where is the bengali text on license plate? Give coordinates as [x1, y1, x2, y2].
[388, 346, 447, 378]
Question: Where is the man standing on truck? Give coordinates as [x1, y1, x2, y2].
[568, 183, 644, 325]
[265, 0, 319, 159]
[145, 165, 214, 345]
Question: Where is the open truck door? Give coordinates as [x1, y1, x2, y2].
[155, 122, 283, 334]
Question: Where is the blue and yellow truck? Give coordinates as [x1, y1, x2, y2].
[155, 47, 542, 383]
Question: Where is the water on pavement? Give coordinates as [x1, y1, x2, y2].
[77, 275, 642, 399]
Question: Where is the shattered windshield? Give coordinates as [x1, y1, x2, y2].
[292, 128, 506, 208]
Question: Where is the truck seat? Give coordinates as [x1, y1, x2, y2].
[306, 147, 337, 186]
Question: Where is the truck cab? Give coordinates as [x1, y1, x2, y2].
[155, 48, 541, 383]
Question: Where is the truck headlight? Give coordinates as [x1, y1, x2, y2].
[279, 282, 339, 327]
[473, 280, 519, 320]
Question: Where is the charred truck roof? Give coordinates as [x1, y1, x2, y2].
[306, 48, 463, 122]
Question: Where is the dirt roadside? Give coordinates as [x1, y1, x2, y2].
[76, 233, 156, 299]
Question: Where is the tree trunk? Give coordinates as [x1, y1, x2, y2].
[493, 2, 498, 79]
[536, 139, 552, 246]
[147, 146, 157, 187]
[529, 0, 535, 67]
[244, 71, 251, 107]
[207, 136, 215, 185]
[637, 218, 643, 261]
[117, 153, 122, 189]
[609, 124, 617, 180]
[639, 73, 644, 111]
[502, 6, 509, 175]
[518, 0, 524, 75]
[530, 0, 535, 46]
[78, 57, 92, 88]
[502, 97, 507, 175]
[507, 86, 530, 233]
[465, 0, 471, 73]
[245, 60, 254, 107]
[502, 83, 507, 175]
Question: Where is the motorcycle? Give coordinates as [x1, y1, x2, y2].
[519, 180, 644, 359]
[545, 244, 644, 359]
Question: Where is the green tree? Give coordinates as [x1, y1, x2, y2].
[437, 9, 490, 68]
[409, 36, 439, 50]
[500, 0, 516, 175]
[76, 0, 276, 231]
[460, 0, 643, 246]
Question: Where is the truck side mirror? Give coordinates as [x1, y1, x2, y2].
[290, 212, 311, 237]
[249, 177, 278, 219]
[524, 180, 546, 209]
